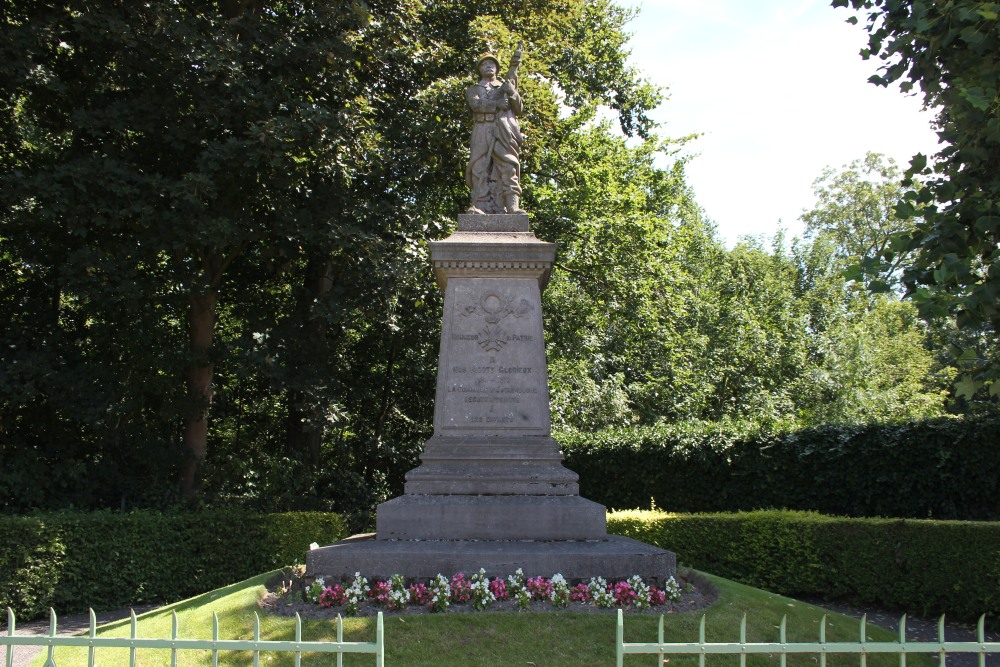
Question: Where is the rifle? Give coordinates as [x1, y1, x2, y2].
[505, 42, 524, 89]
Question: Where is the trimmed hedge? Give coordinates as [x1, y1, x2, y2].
[0, 510, 346, 621]
[562, 413, 1000, 520]
[609, 509, 1000, 623]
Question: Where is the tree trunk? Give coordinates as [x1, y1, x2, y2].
[284, 252, 336, 468]
[284, 389, 323, 468]
[180, 289, 218, 498]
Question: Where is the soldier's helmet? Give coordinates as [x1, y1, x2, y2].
[475, 53, 501, 74]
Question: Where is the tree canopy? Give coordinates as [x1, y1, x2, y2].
[833, 0, 1000, 399]
[0, 0, 967, 513]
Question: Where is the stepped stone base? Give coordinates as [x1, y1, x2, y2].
[306, 533, 676, 584]
[402, 436, 580, 495]
[376, 494, 606, 541]
[303, 214, 677, 586]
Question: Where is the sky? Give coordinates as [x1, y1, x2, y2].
[618, 0, 941, 246]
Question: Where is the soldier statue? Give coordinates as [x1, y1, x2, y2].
[465, 45, 525, 215]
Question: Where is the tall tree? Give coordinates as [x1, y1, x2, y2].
[834, 0, 1000, 400]
[0, 0, 428, 499]
[0, 0, 669, 508]
[802, 152, 917, 290]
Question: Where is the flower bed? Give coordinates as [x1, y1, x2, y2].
[262, 567, 716, 617]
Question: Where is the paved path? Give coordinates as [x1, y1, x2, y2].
[2, 606, 156, 667]
[801, 598, 999, 667]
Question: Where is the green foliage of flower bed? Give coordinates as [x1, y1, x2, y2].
[0, 510, 346, 621]
[562, 412, 1000, 519]
[609, 509, 1000, 623]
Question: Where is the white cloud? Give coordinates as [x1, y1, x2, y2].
[620, 0, 939, 246]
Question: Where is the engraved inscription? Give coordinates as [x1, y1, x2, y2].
[461, 291, 533, 351]
[442, 286, 547, 431]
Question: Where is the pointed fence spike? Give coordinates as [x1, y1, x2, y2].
[253, 612, 261, 667]
[129, 608, 138, 667]
[937, 615, 947, 667]
[44, 609, 57, 667]
[898, 614, 908, 667]
[820, 614, 827, 643]
[699, 615, 707, 667]
[87, 608, 97, 667]
[294, 613, 303, 667]
[212, 612, 220, 667]
[376, 612, 385, 667]
[337, 615, 344, 667]
[860, 613, 868, 667]
[171, 610, 178, 667]
[780, 615, 788, 667]
[740, 613, 747, 643]
[977, 615, 986, 643]
[7, 608, 15, 667]
[658, 614, 665, 666]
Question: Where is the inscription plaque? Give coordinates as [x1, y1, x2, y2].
[434, 277, 551, 436]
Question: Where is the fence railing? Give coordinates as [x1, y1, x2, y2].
[2, 607, 384, 667]
[616, 609, 999, 667]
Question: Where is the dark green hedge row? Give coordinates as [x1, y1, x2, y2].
[0, 510, 346, 621]
[562, 413, 1000, 520]
[609, 509, 1000, 623]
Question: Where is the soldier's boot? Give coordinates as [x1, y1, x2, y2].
[505, 194, 526, 214]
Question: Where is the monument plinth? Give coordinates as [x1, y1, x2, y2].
[375, 214, 607, 542]
[306, 45, 674, 583]
[307, 214, 676, 581]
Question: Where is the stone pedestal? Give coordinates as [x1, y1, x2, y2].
[307, 213, 675, 582]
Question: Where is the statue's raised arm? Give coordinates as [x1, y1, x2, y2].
[465, 45, 526, 215]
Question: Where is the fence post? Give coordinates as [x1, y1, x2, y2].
[616, 609, 624, 667]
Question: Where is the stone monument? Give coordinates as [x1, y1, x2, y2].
[307, 46, 675, 582]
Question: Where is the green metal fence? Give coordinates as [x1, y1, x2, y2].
[2, 608, 384, 667]
[616, 609, 999, 667]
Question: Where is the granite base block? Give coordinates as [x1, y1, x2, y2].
[306, 533, 677, 584]
[376, 494, 607, 541]
[456, 213, 530, 232]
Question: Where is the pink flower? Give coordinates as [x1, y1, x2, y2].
[369, 580, 391, 605]
[612, 581, 638, 606]
[450, 573, 472, 603]
[408, 583, 430, 606]
[318, 584, 345, 608]
[570, 583, 591, 603]
[489, 578, 509, 600]
[649, 587, 667, 606]
[526, 576, 553, 601]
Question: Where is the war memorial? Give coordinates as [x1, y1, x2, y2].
[307, 45, 675, 583]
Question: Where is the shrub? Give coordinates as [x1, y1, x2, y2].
[0, 510, 346, 620]
[609, 509, 1000, 623]
[562, 413, 1000, 520]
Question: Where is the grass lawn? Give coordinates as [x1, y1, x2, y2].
[32, 570, 927, 667]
